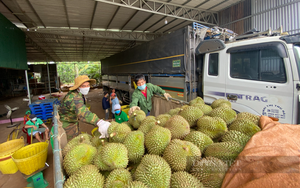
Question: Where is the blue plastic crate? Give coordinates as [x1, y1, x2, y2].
[30, 108, 43, 113]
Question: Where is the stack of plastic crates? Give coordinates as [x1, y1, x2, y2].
[29, 98, 60, 121]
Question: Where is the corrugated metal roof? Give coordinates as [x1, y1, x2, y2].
[0, 0, 243, 62]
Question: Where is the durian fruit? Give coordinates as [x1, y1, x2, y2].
[64, 165, 105, 188]
[123, 131, 145, 163]
[141, 116, 156, 124]
[100, 171, 111, 179]
[189, 97, 204, 106]
[168, 108, 181, 116]
[93, 144, 112, 171]
[164, 115, 190, 139]
[138, 117, 157, 134]
[156, 114, 171, 127]
[211, 98, 231, 109]
[190, 157, 228, 188]
[192, 103, 213, 115]
[123, 121, 135, 130]
[127, 161, 141, 177]
[236, 112, 260, 125]
[135, 154, 172, 188]
[101, 143, 129, 170]
[62, 133, 92, 157]
[163, 139, 201, 172]
[93, 130, 102, 138]
[197, 116, 228, 140]
[129, 110, 146, 129]
[184, 131, 213, 153]
[170, 171, 204, 188]
[108, 122, 131, 143]
[105, 168, 132, 188]
[221, 130, 251, 147]
[125, 181, 148, 188]
[91, 136, 105, 147]
[179, 106, 204, 127]
[229, 119, 261, 137]
[204, 141, 243, 163]
[145, 125, 171, 155]
[209, 106, 237, 125]
[180, 105, 189, 110]
[63, 143, 97, 176]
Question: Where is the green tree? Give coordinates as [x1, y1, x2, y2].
[57, 62, 101, 84]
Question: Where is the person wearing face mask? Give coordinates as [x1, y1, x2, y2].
[129, 74, 172, 116]
[59, 75, 110, 140]
[113, 104, 128, 123]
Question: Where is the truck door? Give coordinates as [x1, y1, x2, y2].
[203, 52, 227, 104]
[225, 42, 294, 124]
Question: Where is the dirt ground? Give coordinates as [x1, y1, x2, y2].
[0, 88, 106, 188]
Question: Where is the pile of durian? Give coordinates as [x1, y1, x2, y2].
[62, 97, 261, 188]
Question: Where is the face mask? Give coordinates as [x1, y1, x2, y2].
[115, 110, 120, 114]
[137, 83, 146, 90]
[79, 87, 90, 95]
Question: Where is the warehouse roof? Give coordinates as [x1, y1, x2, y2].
[0, 0, 242, 62]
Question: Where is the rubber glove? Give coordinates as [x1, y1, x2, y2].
[128, 106, 141, 116]
[97, 119, 111, 138]
[164, 93, 172, 101]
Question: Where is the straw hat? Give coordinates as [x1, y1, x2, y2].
[69, 75, 96, 90]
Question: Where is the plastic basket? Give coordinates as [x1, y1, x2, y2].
[121, 105, 130, 115]
[0, 137, 24, 157]
[0, 154, 19, 174]
[0, 137, 24, 174]
[91, 127, 98, 137]
[12, 141, 49, 175]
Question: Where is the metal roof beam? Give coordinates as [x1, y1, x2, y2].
[90, 2, 98, 29]
[23, 28, 162, 41]
[27, 41, 138, 46]
[25, 0, 46, 28]
[120, 10, 139, 30]
[143, 0, 190, 31]
[95, 0, 218, 26]
[62, 0, 71, 28]
[25, 36, 60, 62]
[107, 6, 120, 29]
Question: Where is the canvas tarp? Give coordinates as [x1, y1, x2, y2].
[101, 28, 186, 75]
[221, 116, 300, 188]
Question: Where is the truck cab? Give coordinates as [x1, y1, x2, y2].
[199, 34, 300, 124]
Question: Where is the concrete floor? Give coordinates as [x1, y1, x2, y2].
[0, 88, 106, 188]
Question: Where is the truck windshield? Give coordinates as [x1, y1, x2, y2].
[294, 45, 300, 79]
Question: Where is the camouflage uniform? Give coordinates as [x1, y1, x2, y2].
[59, 90, 100, 139]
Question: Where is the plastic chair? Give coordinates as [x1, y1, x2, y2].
[22, 127, 44, 144]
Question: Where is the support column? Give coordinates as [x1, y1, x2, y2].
[47, 62, 51, 95]
[25, 70, 32, 104]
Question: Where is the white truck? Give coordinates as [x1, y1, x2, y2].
[101, 24, 300, 124]
[197, 31, 300, 124]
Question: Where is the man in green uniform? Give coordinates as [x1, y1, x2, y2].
[59, 75, 109, 140]
[24, 114, 49, 142]
[129, 74, 172, 116]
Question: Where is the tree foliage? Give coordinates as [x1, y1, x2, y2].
[57, 62, 101, 84]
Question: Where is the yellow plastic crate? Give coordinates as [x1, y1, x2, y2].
[122, 105, 130, 115]
[0, 137, 24, 174]
[0, 154, 19, 174]
[0, 136, 24, 157]
[12, 141, 48, 175]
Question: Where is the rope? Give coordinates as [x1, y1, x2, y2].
[55, 177, 65, 186]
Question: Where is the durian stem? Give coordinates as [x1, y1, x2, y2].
[110, 132, 117, 138]
[79, 136, 84, 143]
